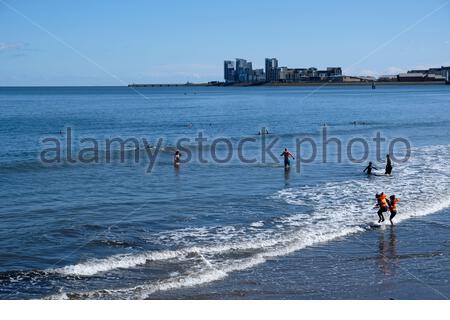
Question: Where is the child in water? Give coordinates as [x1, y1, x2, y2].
[388, 195, 400, 225]
[375, 193, 388, 223]
[364, 162, 378, 175]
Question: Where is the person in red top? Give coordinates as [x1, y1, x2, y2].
[388, 195, 400, 225]
[280, 148, 295, 169]
[375, 193, 388, 223]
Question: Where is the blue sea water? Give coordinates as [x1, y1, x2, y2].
[0, 85, 449, 299]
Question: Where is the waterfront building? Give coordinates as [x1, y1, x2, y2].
[223, 60, 235, 82]
[326, 67, 343, 77]
[224, 57, 345, 83]
[398, 72, 427, 81]
[265, 58, 279, 82]
[252, 69, 266, 82]
[444, 67, 450, 84]
[235, 58, 253, 82]
[378, 75, 398, 82]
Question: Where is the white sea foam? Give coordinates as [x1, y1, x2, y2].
[250, 221, 264, 228]
[50, 144, 450, 299]
[51, 250, 189, 276]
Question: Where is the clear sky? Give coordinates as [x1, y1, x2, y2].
[1, 0, 450, 85]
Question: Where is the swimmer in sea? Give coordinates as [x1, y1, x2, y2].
[385, 154, 393, 175]
[258, 128, 269, 135]
[364, 162, 377, 175]
[280, 148, 295, 169]
[174, 150, 181, 166]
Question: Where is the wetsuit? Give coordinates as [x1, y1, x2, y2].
[385, 158, 393, 175]
[364, 164, 377, 175]
[174, 153, 181, 166]
[376, 194, 388, 223]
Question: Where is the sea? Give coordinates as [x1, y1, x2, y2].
[0, 84, 449, 299]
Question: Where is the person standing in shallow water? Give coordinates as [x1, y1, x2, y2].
[375, 193, 388, 223]
[364, 162, 377, 175]
[388, 195, 400, 225]
[385, 154, 393, 175]
[280, 148, 295, 169]
[174, 150, 181, 167]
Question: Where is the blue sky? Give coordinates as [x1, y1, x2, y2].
[1, 0, 449, 85]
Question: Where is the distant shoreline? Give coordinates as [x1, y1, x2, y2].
[128, 81, 448, 88]
[0, 81, 447, 88]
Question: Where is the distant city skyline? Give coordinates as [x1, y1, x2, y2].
[1, 0, 450, 86]
[222, 57, 449, 84]
[224, 58, 343, 83]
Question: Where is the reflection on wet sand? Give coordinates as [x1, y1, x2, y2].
[378, 226, 399, 276]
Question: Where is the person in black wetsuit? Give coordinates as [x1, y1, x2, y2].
[364, 162, 377, 175]
[280, 148, 295, 169]
[174, 150, 182, 167]
[385, 154, 393, 175]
